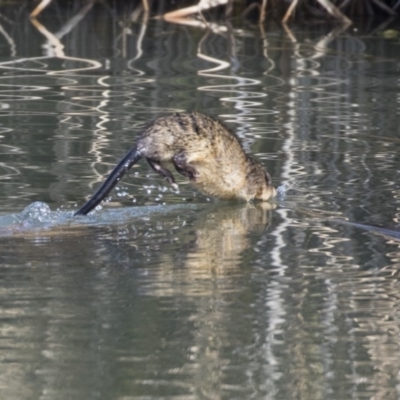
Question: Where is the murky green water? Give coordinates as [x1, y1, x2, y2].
[1, 3, 400, 399]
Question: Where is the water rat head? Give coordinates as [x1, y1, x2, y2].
[258, 171, 277, 201]
[244, 159, 276, 202]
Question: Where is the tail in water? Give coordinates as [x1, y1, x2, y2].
[74, 147, 142, 216]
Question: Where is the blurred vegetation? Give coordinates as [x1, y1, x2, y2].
[2, 0, 400, 23]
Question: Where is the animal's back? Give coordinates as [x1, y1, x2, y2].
[137, 112, 250, 197]
[138, 112, 244, 160]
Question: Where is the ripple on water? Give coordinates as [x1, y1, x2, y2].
[0, 200, 202, 236]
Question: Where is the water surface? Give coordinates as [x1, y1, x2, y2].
[0, 4, 400, 399]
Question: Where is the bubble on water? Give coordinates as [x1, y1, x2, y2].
[20, 201, 52, 223]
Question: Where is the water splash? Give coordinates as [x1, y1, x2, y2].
[0, 201, 201, 237]
[20, 201, 52, 224]
[0, 201, 71, 233]
[276, 183, 290, 201]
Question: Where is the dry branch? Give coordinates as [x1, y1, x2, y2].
[162, 0, 228, 19]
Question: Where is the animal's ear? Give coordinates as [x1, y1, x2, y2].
[264, 171, 272, 186]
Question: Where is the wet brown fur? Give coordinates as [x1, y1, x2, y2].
[138, 112, 276, 201]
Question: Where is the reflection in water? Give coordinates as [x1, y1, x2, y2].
[0, 4, 400, 399]
[0, 201, 275, 399]
[146, 202, 274, 294]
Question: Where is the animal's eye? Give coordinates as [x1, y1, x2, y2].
[265, 171, 272, 186]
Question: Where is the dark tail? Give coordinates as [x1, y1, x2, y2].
[74, 146, 142, 216]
